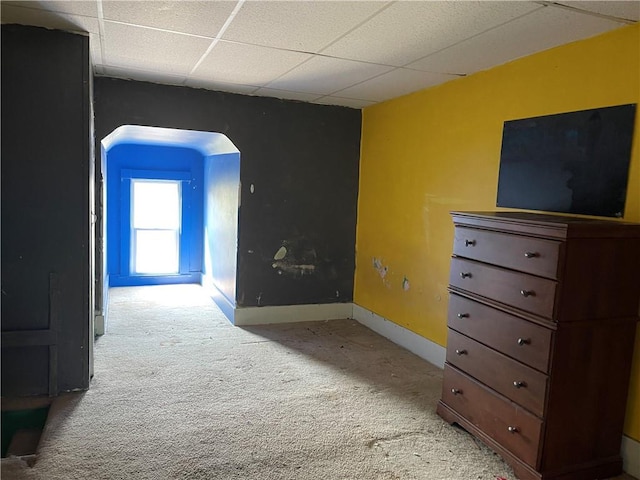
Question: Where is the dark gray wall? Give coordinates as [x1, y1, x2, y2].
[94, 78, 361, 308]
[1, 25, 92, 395]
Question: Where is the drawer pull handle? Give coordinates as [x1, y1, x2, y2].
[507, 426, 519, 434]
[520, 289, 535, 297]
[455, 349, 467, 356]
[457, 313, 469, 319]
[513, 381, 527, 389]
[524, 252, 539, 258]
[460, 272, 472, 279]
[517, 337, 530, 346]
[451, 388, 462, 395]
[465, 239, 476, 247]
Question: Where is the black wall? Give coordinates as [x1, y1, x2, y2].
[1, 25, 92, 395]
[94, 78, 361, 308]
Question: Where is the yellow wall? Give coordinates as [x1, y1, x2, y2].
[355, 24, 640, 440]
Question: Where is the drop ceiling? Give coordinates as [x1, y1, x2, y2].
[1, 1, 637, 108]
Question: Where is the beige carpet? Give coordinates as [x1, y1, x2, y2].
[1, 285, 633, 480]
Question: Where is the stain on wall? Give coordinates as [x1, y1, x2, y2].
[271, 238, 317, 278]
[372, 257, 390, 288]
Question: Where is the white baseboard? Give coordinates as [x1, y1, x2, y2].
[352, 303, 446, 369]
[234, 303, 353, 326]
[94, 314, 105, 336]
[622, 434, 640, 478]
[201, 276, 236, 324]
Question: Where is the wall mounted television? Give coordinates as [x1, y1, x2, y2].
[496, 104, 637, 218]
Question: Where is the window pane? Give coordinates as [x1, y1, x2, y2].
[132, 181, 180, 229]
[134, 230, 179, 274]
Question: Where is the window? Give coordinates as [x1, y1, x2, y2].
[131, 180, 181, 275]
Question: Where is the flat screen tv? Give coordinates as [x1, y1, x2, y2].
[496, 104, 637, 218]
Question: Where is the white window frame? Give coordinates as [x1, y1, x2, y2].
[130, 179, 182, 275]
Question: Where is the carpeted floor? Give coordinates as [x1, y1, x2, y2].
[1, 285, 634, 479]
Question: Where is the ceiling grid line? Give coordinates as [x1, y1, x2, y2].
[188, 0, 247, 77]
[96, 0, 107, 68]
[315, 0, 395, 55]
[245, 1, 396, 97]
[398, 4, 549, 75]
[534, 1, 638, 23]
[100, 18, 215, 40]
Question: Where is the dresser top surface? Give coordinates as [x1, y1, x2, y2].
[451, 211, 640, 239]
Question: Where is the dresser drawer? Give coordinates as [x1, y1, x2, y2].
[448, 294, 552, 373]
[442, 364, 542, 468]
[446, 329, 548, 417]
[450, 257, 557, 319]
[453, 226, 561, 279]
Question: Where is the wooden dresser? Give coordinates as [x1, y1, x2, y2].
[436, 211, 640, 480]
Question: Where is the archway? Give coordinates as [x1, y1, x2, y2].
[97, 125, 240, 332]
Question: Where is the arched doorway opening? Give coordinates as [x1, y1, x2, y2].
[96, 125, 241, 331]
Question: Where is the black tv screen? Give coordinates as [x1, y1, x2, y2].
[496, 104, 637, 218]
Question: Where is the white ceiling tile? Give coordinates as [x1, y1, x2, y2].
[334, 68, 460, 102]
[267, 56, 394, 95]
[408, 5, 627, 75]
[558, 1, 639, 22]
[221, 1, 389, 53]
[252, 88, 323, 103]
[103, 21, 211, 75]
[313, 96, 374, 109]
[0, 4, 99, 33]
[184, 77, 259, 95]
[100, 65, 187, 87]
[102, 1, 237, 38]
[3, 0, 98, 17]
[190, 40, 311, 87]
[321, 1, 542, 67]
[407, 39, 486, 75]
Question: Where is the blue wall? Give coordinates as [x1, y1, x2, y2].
[106, 143, 204, 286]
[203, 152, 241, 316]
